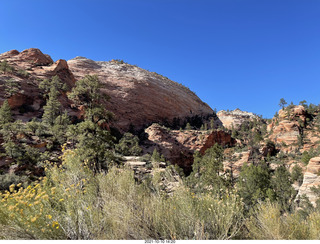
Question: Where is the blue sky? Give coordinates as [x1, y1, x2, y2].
[1, 0, 319, 118]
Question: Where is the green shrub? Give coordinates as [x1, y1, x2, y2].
[115, 132, 142, 156]
[16, 69, 29, 78]
[0, 60, 14, 74]
[0, 148, 244, 240]
[246, 201, 320, 239]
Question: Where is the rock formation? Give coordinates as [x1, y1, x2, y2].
[217, 108, 258, 129]
[296, 157, 320, 205]
[1, 48, 216, 131]
[67, 57, 215, 131]
[143, 123, 236, 174]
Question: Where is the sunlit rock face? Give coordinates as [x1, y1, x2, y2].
[296, 157, 320, 205]
[143, 123, 235, 174]
[67, 57, 215, 131]
[1, 49, 215, 131]
[0, 48, 76, 121]
[217, 108, 258, 129]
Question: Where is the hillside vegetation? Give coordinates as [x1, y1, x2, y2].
[1, 54, 320, 240]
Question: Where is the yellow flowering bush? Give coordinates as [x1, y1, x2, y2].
[0, 148, 244, 240]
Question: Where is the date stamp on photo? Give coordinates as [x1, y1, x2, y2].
[145, 240, 176, 244]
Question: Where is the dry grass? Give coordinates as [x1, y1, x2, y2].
[0, 148, 244, 240]
[246, 201, 320, 240]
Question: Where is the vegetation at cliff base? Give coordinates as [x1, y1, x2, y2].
[1, 72, 320, 240]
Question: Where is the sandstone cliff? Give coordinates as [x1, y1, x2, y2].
[67, 57, 215, 131]
[0, 48, 215, 131]
[142, 123, 236, 174]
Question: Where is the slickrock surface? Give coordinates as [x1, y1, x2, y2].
[217, 108, 258, 129]
[67, 57, 214, 131]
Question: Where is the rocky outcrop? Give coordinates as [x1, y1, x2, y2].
[269, 120, 300, 146]
[143, 123, 236, 174]
[67, 57, 215, 131]
[296, 157, 320, 205]
[217, 108, 258, 129]
[200, 130, 237, 154]
[0, 48, 77, 121]
[278, 105, 306, 122]
[0, 48, 53, 69]
[267, 106, 307, 147]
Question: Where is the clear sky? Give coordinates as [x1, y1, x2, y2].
[1, 0, 319, 118]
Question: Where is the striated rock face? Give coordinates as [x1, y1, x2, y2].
[296, 157, 320, 205]
[67, 57, 215, 131]
[217, 108, 258, 129]
[143, 123, 236, 174]
[200, 130, 237, 154]
[278, 105, 306, 122]
[269, 120, 300, 146]
[267, 106, 307, 148]
[1, 49, 214, 131]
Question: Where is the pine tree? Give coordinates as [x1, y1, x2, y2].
[68, 120, 116, 173]
[0, 100, 13, 126]
[187, 144, 225, 195]
[271, 165, 296, 210]
[39, 75, 67, 94]
[210, 118, 214, 130]
[237, 162, 273, 211]
[115, 132, 142, 156]
[279, 98, 287, 109]
[151, 148, 165, 162]
[68, 74, 109, 109]
[67, 75, 111, 123]
[42, 87, 61, 126]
